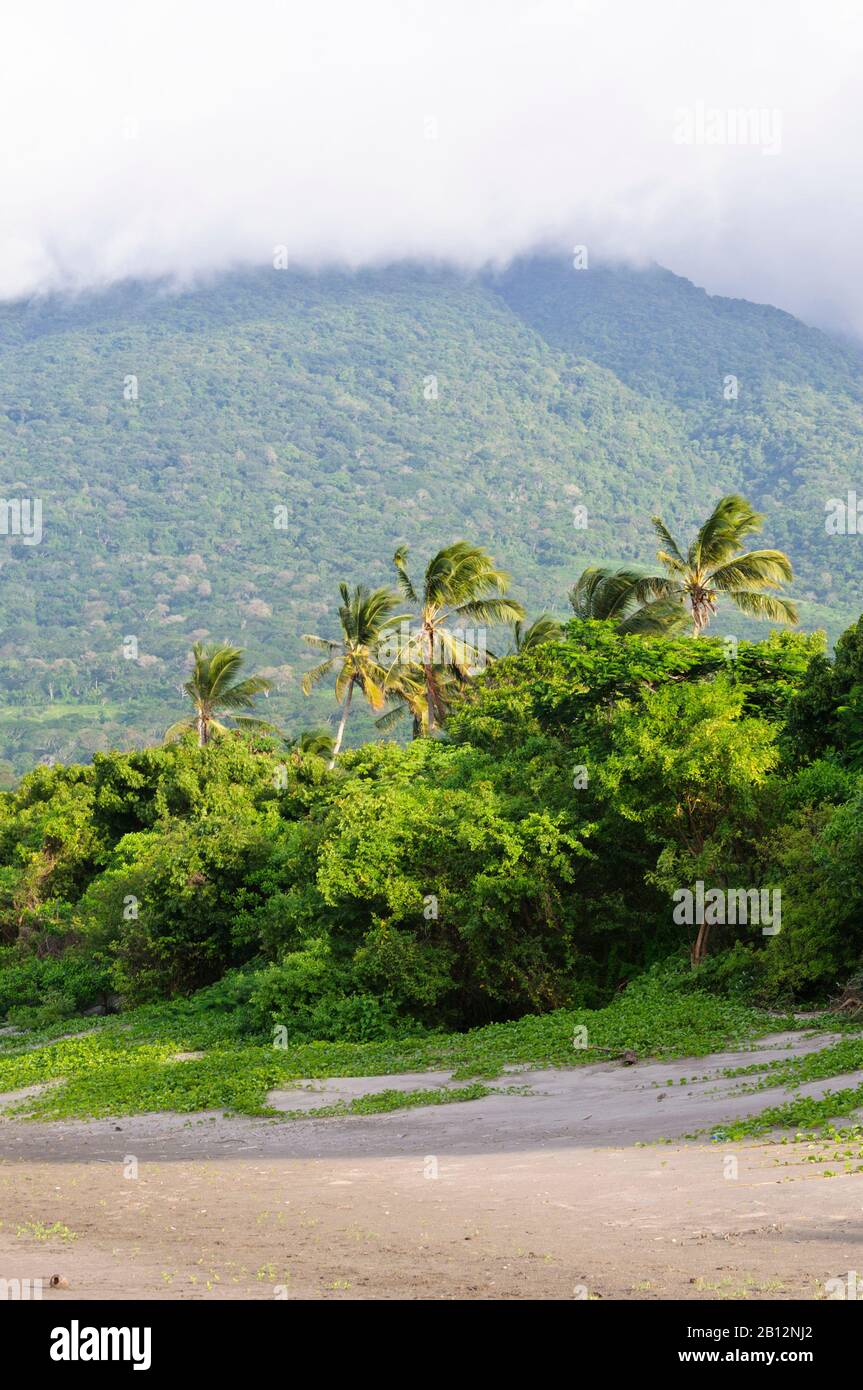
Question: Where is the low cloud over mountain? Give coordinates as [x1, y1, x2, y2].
[2, 0, 862, 335]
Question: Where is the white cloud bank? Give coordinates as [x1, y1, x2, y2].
[2, 0, 862, 332]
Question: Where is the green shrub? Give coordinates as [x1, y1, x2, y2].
[0, 950, 111, 1022]
[689, 943, 769, 1001]
[247, 939, 412, 1041]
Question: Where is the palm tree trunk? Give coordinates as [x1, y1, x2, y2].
[690, 589, 711, 636]
[423, 625, 435, 734]
[329, 681, 354, 768]
[197, 712, 208, 747]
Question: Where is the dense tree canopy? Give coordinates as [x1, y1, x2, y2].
[2, 612, 860, 1034]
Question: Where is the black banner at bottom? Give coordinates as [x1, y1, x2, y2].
[7, 1297, 856, 1375]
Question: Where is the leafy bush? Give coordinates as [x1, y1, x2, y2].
[689, 943, 769, 1000]
[758, 789, 863, 1001]
[0, 949, 111, 1022]
[76, 815, 274, 1003]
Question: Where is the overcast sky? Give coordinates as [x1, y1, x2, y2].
[2, 0, 862, 334]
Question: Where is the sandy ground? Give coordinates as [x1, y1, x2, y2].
[1, 1031, 861, 1300]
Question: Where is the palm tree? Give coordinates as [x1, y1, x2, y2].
[302, 584, 405, 767]
[376, 609, 554, 737]
[286, 728, 336, 764]
[375, 663, 465, 739]
[392, 541, 525, 733]
[569, 566, 687, 635]
[375, 665, 433, 739]
[509, 614, 563, 653]
[165, 642, 274, 748]
[634, 495, 798, 636]
[280, 728, 336, 784]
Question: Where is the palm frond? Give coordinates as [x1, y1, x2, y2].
[570, 567, 647, 621]
[333, 667, 354, 704]
[691, 494, 764, 571]
[374, 703, 411, 733]
[393, 546, 419, 603]
[288, 728, 336, 760]
[651, 516, 688, 569]
[301, 658, 337, 695]
[422, 541, 512, 607]
[512, 614, 563, 652]
[708, 550, 793, 591]
[163, 719, 195, 744]
[383, 660, 425, 692]
[231, 715, 280, 734]
[434, 626, 487, 671]
[451, 596, 526, 625]
[631, 575, 681, 604]
[569, 567, 611, 619]
[356, 669, 387, 709]
[217, 675, 273, 710]
[725, 591, 799, 625]
[302, 634, 342, 654]
[616, 597, 688, 636]
[655, 548, 689, 578]
[205, 644, 247, 699]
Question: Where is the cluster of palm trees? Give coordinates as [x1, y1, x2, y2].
[570, 494, 797, 636]
[167, 494, 798, 764]
[302, 541, 526, 762]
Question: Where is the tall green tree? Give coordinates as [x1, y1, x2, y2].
[634, 494, 798, 636]
[598, 678, 779, 965]
[302, 584, 404, 766]
[392, 541, 525, 732]
[165, 643, 274, 748]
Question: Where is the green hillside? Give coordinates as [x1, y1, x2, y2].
[495, 258, 863, 613]
[0, 259, 860, 774]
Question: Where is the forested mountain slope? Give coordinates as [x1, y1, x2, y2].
[0, 258, 860, 774]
